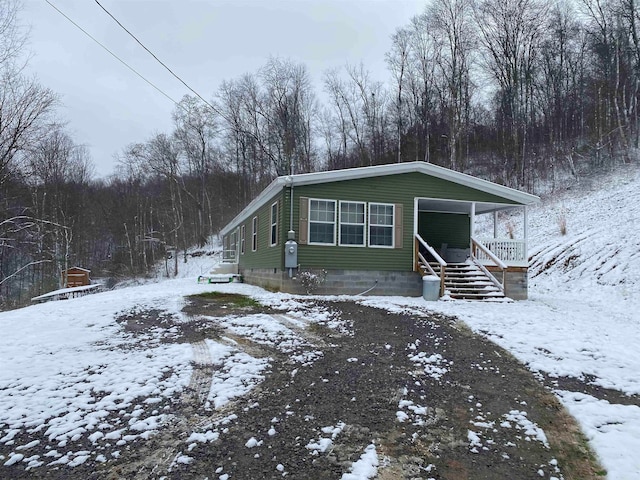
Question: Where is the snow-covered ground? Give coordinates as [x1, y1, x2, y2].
[1, 163, 639, 479]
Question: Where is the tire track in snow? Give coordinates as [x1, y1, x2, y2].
[188, 339, 214, 405]
[136, 340, 217, 478]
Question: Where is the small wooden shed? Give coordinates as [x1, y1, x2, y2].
[62, 267, 91, 288]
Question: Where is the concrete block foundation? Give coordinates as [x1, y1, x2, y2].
[486, 266, 529, 300]
[240, 267, 423, 297]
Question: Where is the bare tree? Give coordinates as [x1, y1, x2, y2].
[428, 0, 476, 170]
[0, 0, 27, 69]
[323, 64, 388, 167]
[387, 27, 412, 163]
[260, 57, 316, 175]
[0, 63, 57, 189]
[474, 0, 548, 186]
[398, 11, 441, 164]
[120, 134, 186, 274]
[173, 94, 218, 245]
[346, 63, 388, 165]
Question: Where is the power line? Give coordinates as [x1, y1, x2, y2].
[93, 0, 222, 116]
[45, 0, 181, 108]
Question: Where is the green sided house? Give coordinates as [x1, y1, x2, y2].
[219, 161, 539, 300]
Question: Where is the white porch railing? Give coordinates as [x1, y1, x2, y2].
[477, 238, 526, 265]
[222, 248, 237, 263]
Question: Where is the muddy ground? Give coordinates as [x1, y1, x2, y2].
[1, 294, 606, 479]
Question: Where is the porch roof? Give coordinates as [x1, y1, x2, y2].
[221, 162, 539, 236]
[417, 198, 523, 215]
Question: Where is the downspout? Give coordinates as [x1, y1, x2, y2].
[289, 178, 294, 233]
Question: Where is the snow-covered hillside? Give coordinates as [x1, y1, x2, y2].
[529, 164, 640, 289]
[0, 163, 639, 479]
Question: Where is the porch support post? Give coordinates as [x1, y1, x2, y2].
[470, 202, 476, 250]
[523, 205, 528, 261]
[493, 210, 498, 239]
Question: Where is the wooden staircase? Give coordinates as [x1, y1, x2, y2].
[428, 262, 505, 300]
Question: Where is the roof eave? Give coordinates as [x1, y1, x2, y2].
[220, 177, 286, 236]
[219, 162, 540, 236]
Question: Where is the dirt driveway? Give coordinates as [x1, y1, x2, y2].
[5, 294, 604, 479]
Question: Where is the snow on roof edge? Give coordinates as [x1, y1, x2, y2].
[220, 162, 540, 236]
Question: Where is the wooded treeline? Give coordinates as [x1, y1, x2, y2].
[1, 0, 639, 308]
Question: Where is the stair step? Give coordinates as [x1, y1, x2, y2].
[421, 260, 505, 301]
[445, 278, 495, 284]
[448, 287, 501, 294]
[448, 293, 506, 300]
[444, 274, 487, 281]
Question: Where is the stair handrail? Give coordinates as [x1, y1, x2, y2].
[416, 234, 447, 266]
[471, 237, 507, 269]
[415, 234, 447, 296]
[470, 236, 506, 292]
[417, 251, 438, 276]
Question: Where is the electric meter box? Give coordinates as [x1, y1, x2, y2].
[285, 240, 298, 268]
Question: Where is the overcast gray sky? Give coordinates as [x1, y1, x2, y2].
[24, 0, 425, 178]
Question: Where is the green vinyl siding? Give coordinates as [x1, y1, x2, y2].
[237, 191, 284, 269]
[418, 212, 470, 249]
[294, 172, 518, 205]
[289, 172, 516, 271]
[227, 171, 522, 273]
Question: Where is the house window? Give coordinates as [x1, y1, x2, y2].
[240, 225, 246, 254]
[339, 201, 365, 246]
[252, 216, 258, 251]
[270, 201, 278, 246]
[229, 231, 237, 260]
[309, 199, 336, 245]
[369, 203, 394, 247]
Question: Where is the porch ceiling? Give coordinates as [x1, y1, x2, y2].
[417, 198, 520, 215]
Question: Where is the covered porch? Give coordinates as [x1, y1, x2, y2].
[413, 197, 530, 300]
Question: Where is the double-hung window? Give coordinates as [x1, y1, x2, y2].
[240, 225, 246, 254]
[228, 231, 237, 260]
[270, 202, 278, 246]
[308, 199, 336, 245]
[251, 216, 258, 251]
[368, 203, 394, 247]
[339, 201, 365, 246]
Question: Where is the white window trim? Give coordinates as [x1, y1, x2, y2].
[228, 230, 237, 259]
[338, 200, 366, 247]
[240, 224, 246, 254]
[368, 202, 395, 249]
[308, 198, 337, 246]
[251, 216, 258, 252]
[270, 201, 278, 247]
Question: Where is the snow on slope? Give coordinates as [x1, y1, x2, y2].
[529, 164, 640, 290]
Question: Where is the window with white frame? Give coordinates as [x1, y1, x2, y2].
[252, 216, 258, 251]
[368, 203, 394, 247]
[308, 199, 336, 245]
[229, 231, 237, 260]
[240, 224, 246, 254]
[270, 201, 278, 246]
[339, 201, 365, 246]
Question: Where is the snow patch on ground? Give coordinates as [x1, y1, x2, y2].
[340, 443, 378, 480]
